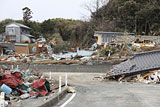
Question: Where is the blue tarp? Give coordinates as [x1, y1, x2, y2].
[52, 50, 95, 59]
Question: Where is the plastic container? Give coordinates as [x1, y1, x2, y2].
[1, 84, 12, 95]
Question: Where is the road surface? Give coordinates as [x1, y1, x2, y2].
[52, 73, 160, 107]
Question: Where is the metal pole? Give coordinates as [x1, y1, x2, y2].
[11, 65, 14, 69]
[49, 72, 52, 80]
[65, 73, 68, 87]
[59, 76, 62, 93]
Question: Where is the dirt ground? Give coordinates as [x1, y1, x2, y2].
[44, 72, 105, 86]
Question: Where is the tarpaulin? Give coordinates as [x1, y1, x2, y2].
[17, 84, 29, 94]
[31, 79, 50, 96]
[12, 72, 23, 83]
[0, 72, 23, 88]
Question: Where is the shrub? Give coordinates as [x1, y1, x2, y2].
[99, 45, 118, 56]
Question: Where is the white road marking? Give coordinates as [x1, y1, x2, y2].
[60, 93, 76, 107]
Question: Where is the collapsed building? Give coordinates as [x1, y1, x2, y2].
[107, 50, 160, 81]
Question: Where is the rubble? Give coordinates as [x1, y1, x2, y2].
[0, 48, 99, 65]
[67, 87, 75, 93]
[1, 84, 12, 95]
[0, 66, 60, 106]
[106, 50, 160, 84]
[135, 70, 160, 84]
[52, 49, 95, 60]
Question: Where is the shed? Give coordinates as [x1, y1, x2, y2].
[15, 43, 29, 54]
[94, 31, 134, 45]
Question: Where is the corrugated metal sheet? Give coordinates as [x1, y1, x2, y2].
[109, 50, 160, 77]
[94, 31, 134, 35]
[15, 43, 28, 46]
[6, 22, 31, 29]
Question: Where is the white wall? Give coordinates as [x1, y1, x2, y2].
[21, 34, 31, 43]
[94, 34, 102, 45]
[6, 24, 21, 42]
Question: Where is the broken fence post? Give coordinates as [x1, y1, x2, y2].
[17, 65, 19, 69]
[0, 92, 5, 107]
[59, 75, 62, 93]
[65, 73, 68, 87]
[108, 50, 111, 57]
[49, 72, 52, 80]
[11, 65, 14, 69]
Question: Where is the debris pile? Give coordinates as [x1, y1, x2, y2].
[52, 49, 95, 60]
[0, 49, 97, 65]
[0, 66, 57, 106]
[106, 50, 160, 84]
[0, 54, 49, 62]
[135, 70, 160, 84]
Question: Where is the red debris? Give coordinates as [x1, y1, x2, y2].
[32, 79, 48, 96]
[0, 72, 23, 88]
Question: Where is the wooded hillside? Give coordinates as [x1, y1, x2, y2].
[0, 0, 159, 47]
[91, 0, 160, 35]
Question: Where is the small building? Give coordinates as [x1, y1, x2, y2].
[94, 31, 134, 45]
[5, 22, 35, 43]
[14, 43, 30, 54]
[37, 36, 46, 43]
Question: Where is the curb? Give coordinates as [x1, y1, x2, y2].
[39, 87, 68, 107]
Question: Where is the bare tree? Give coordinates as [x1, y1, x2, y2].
[83, 0, 109, 30]
[83, 0, 108, 14]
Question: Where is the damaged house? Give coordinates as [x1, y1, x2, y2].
[107, 50, 160, 81]
[5, 22, 35, 43]
[94, 31, 134, 45]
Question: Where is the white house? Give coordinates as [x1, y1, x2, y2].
[94, 31, 134, 45]
[5, 22, 35, 43]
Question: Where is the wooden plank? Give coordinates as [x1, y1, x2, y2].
[15, 45, 29, 54]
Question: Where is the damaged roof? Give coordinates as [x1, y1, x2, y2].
[109, 50, 160, 77]
[94, 31, 134, 35]
[6, 22, 31, 29]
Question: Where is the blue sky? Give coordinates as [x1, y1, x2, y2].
[0, 0, 93, 22]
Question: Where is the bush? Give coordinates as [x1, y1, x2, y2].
[99, 45, 117, 56]
[53, 42, 71, 53]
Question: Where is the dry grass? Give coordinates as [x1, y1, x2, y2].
[0, 60, 83, 65]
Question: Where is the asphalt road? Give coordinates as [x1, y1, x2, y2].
[65, 83, 160, 107]
[5, 63, 160, 107]
[5, 62, 115, 73]
[52, 73, 160, 107]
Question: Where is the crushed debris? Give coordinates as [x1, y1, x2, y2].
[0, 49, 98, 65]
[105, 50, 160, 84]
[0, 66, 61, 106]
[67, 87, 75, 93]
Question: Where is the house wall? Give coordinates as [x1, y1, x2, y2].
[20, 28, 30, 34]
[21, 34, 31, 43]
[102, 34, 114, 43]
[6, 25, 21, 42]
[95, 34, 115, 45]
[94, 34, 102, 45]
